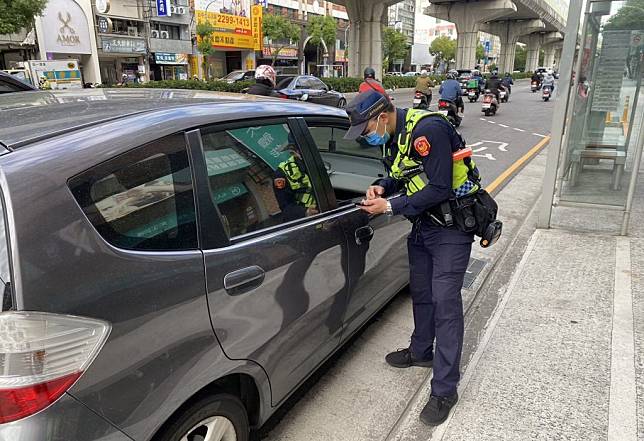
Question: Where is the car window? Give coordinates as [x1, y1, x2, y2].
[69, 134, 197, 251]
[200, 123, 319, 238]
[308, 126, 383, 160]
[0, 81, 26, 94]
[295, 77, 310, 89]
[311, 78, 327, 90]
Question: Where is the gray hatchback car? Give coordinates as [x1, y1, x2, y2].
[0, 89, 410, 441]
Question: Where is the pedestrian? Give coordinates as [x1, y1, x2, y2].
[343, 90, 482, 426]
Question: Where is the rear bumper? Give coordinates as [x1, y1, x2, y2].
[0, 393, 132, 441]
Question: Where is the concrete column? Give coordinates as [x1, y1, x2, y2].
[485, 19, 545, 73]
[426, 0, 517, 69]
[543, 46, 556, 69]
[525, 33, 541, 72]
[343, 0, 385, 79]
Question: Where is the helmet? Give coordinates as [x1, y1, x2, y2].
[446, 69, 458, 80]
[420, 69, 428, 75]
[255, 65, 277, 86]
[472, 70, 480, 76]
[364, 67, 376, 79]
[505, 72, 511, 76]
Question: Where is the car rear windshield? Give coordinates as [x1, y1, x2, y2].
[0, 192, 12, 310]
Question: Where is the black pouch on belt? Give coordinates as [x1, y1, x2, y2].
[450, 189, 503, 247]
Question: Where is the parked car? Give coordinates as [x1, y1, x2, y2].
[404, 71, 421, 77]
[0, 71, 37, 93]
[385, 72, 403, 76]
[275, 75, 347, 108]
[0, 89, 410, 441]
[220, 70, 256, 83]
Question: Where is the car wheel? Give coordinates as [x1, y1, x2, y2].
[155, 394, 249, 441]
[337, 98, 347, 109]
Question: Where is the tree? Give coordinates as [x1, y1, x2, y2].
[476, 43, 485, 63]
[383, 27, 410, 72]
[262, 13, 301, 64]
[306, 15, 336, 57]
[0, 0, 48, 35]
[196, 22, 215, 80]
[430, 36, 456, 68]
[605, 0, 644, 29]
[514, 45, 527, 71]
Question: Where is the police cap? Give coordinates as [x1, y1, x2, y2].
[343, 90, 391, 140]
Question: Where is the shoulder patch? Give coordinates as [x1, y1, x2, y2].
[274, 178, 287, 190]
[413, 136, 431, 157]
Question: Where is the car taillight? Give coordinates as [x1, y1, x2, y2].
[0, 312, 110, 424]
[278, 93, 289, 99]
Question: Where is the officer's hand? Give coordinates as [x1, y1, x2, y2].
[359, 198, 388, 215]
[366, 185, 385, 200]
[305, 207, 319, 217]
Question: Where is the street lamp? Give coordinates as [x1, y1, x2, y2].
[344, 24, 350, 77]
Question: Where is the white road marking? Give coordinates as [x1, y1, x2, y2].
[513, 128, 525, 132]
[472, 147, 488, 153]
[498, 124, 509, 128]
[487, 120, 496, 124]
[532, 133, 547, 138]
[478, 140, 509, 152]
[473, 153, 496, 161]
[479, 118, 487, 121]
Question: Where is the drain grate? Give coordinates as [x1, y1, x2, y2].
[463, 258, 487, 289]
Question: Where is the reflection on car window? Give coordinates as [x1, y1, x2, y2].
[201, 124, 318, 238]
[70, 134, 197, 251]
[308, 126, 383, 160]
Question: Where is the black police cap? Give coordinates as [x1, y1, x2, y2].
[344, 90, 391, 140]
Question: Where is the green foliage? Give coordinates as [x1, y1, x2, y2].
[306, 15, 336, 50]
[263, 13, 301, 63]
[476, 44, 485, 62]
[383, 75, 426, 89]
[605, 0, 644, 30]
[382, 27, 410, 71]
[0, 0, 47, 34]
[538, 49, 545, 66]
[430, 36, 456, 64]
[196, 22, 216, 80]
[322, 77, 363, 93]
[121, 79, 254, 93]
[514, 45, 527, 71]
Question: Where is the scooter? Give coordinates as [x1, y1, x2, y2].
[413, 91, 430, 109]
[542, 85, 552, 101]
[481, 90, 499, 116]
[499, 87, 509, 103]
[438, 99, 462, 127]
[467, 87, 479, 103]
[531, 80, 541, 93]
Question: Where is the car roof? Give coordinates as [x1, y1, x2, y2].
[0, 71, 37, 91]
[0, 88, 346, 149]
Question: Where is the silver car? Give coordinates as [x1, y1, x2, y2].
[0, 89, 409, 441]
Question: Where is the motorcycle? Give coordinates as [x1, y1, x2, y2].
[499, 87, 509, 103]
[438, 99, 462, 127]
[413, 91, 430, 109]
[542, 85, 552, 101]
[481, 90, 499, 116]
[531, 80, 541, 93]
[466, 79, 480, 102]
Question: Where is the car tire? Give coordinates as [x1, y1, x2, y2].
[337, 98, 347, 109]
[155, 393, 249, 441]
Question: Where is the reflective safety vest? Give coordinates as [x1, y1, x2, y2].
[388, 108, 478, 197]
[278, 156, 316, 208]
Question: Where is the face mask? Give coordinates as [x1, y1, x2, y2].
[362, 117, 390, 146]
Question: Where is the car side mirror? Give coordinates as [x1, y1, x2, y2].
[300, 93, 309, 101]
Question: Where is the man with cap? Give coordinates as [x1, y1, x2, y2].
[273, 134, 318, 221]
[344, 89, 480, 426]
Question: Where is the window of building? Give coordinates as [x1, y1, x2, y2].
[200, 124, 319, 238]
[70, 134, 197, 251]
[151, 22, 181, 39]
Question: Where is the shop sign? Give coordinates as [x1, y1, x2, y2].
[335, 49, 347, 62]
[39, 0, 92, 54]
[251, 4, 262, 51]
[194, 0, 258, 50]
[97, 16, 112, 33]
[157, 0, 171, 17]
[262, 46, 298, 59]
[102, 37, 146, 53]
[155, 52, 188, 64]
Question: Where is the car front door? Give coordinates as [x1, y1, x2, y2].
[304, 119, 411, 340]
[310, 78, 336, 106]
[191, 118, 350, 406]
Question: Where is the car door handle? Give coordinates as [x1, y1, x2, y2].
[355, 225, 375, 245]
[224, 265, 265, 295]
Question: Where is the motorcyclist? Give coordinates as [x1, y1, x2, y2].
[247, 64, 279, 96]
[542, 72, 555, 93]
[415, 69, 434, 105]
[531, 71, 542, 88]
[470, 70, 484, 93]
[359, 67, 386, 94]
[484, 71, 504, 102]
[439, 69, 464, 113]
[501, 72, 514, 94]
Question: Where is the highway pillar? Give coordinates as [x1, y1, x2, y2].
[343, 0, 387, 79]
[485, 19, 545, 73]
[426, 0, 517, 69]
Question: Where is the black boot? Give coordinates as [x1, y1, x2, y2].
[385, 348, 433, 368]
[419, 393, 459, 426]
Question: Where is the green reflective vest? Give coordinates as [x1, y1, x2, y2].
[278, 156, 316, 208]
[389, 108, 477, 196]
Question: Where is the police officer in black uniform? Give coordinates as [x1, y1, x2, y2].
[343, 90, 478, 426]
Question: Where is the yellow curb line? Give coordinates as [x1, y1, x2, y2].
[485, 135, 551, 194]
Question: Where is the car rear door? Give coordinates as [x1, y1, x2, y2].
[303, 117, 411, 341]
[189, 117, 350, 406]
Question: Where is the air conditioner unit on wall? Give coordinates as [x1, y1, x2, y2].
[127, 26, 138, 36]
[160, 30, 170, 39]
[169, 5, 177, 13]
[151, 29, 160, 38]
[177, 6, 186, 14]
